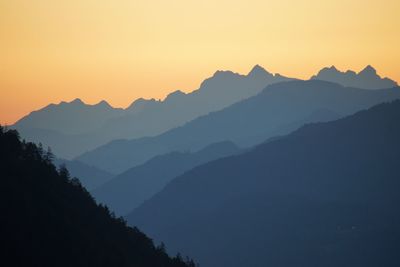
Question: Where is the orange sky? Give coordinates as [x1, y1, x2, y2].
[1, 0, 399, 125]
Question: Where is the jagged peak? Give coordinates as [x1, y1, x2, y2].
[328, 65, 338, 71]
[247, 64, 272, 77]
[359, 65, 377, 75]
[318, 65, 339, 74]
[312, 65, 398, 89]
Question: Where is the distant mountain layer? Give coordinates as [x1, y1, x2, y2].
[92, 141, 240, 216]
[103, 65, 292, 141]
[14, 99, 124, 135]
[53, 158, 114, 191]
[312, 65, 398, 89]
[13, 65, 398, 160]
[13, 65, 292, 159]
[0, 127, 194, 267]
[127, 101, 400, 267]
[77, 80, 400, 173]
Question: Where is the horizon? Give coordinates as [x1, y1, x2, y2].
[1, 0, 400, 124]
[3, 64, 398, 125]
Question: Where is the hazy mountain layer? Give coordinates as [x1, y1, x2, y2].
[14, 65, 291, 158]
[14, 98, 124, 135]
[53, 158, 114, 191]
[13, 65, 397, 159]
[77, 80, 400, 173]
[92, 141, 240, 216]
[127, 101, 400, 267]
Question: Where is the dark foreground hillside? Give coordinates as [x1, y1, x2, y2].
[0, 126, 195, 267]
[128, 100, 400, 267]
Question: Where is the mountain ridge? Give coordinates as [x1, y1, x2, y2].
[13, 65, 293, 158]
[311, 65, 397, 89]
[12, 65, 398, 160]
[92, 141, 240, 216]
[76, 80, 400, 173]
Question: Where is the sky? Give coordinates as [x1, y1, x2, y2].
[1, 0, 399, 125]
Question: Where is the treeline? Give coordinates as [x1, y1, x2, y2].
[0, 126, 195, 267]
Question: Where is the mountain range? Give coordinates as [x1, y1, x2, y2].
[77, 80, 400, 173]
[13, 65, 292, 159]
[13, 65, 396, 160]
[127, 100, 400, 267]
[312, 65, 397, 89]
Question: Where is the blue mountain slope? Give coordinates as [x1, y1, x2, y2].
[127, 100, 400, 267]
[92, 141, 240, 216]
[53, 158, 114, 191]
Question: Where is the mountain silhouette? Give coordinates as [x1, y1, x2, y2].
[101, 66, 291, 140]
[0, 126, 195, 267]
[76, 80, 400, 173]
[98, 65, 292, 142]
[312, 65, 398, 89]
[14, 98, 124, 135]
[13, 99, 125, 159]
[92, 141, 240, 216]
[13, 65, 291, 159]
[127, 100, 400, 267]
[53, 158, 114, 191]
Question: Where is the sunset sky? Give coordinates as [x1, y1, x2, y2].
[1, 0, 399, 125]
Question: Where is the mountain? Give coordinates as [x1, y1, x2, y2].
[0, 126, 194, 267]
[99, 65, 292, 141]
[13, 65, 292, 159]
[127, 101, 400, 267]
[13, 99, 125, 159]
[76, 80, 400, 173]
[312, 65, 398, 89]
[53, 158, 114, 191]
[92, 141, 240, 216]
[14, 98, 124, 135]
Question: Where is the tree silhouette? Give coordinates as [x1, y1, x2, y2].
[0, 126, 196, 267]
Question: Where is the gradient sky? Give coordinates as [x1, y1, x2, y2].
[1, 0, 399, 125]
